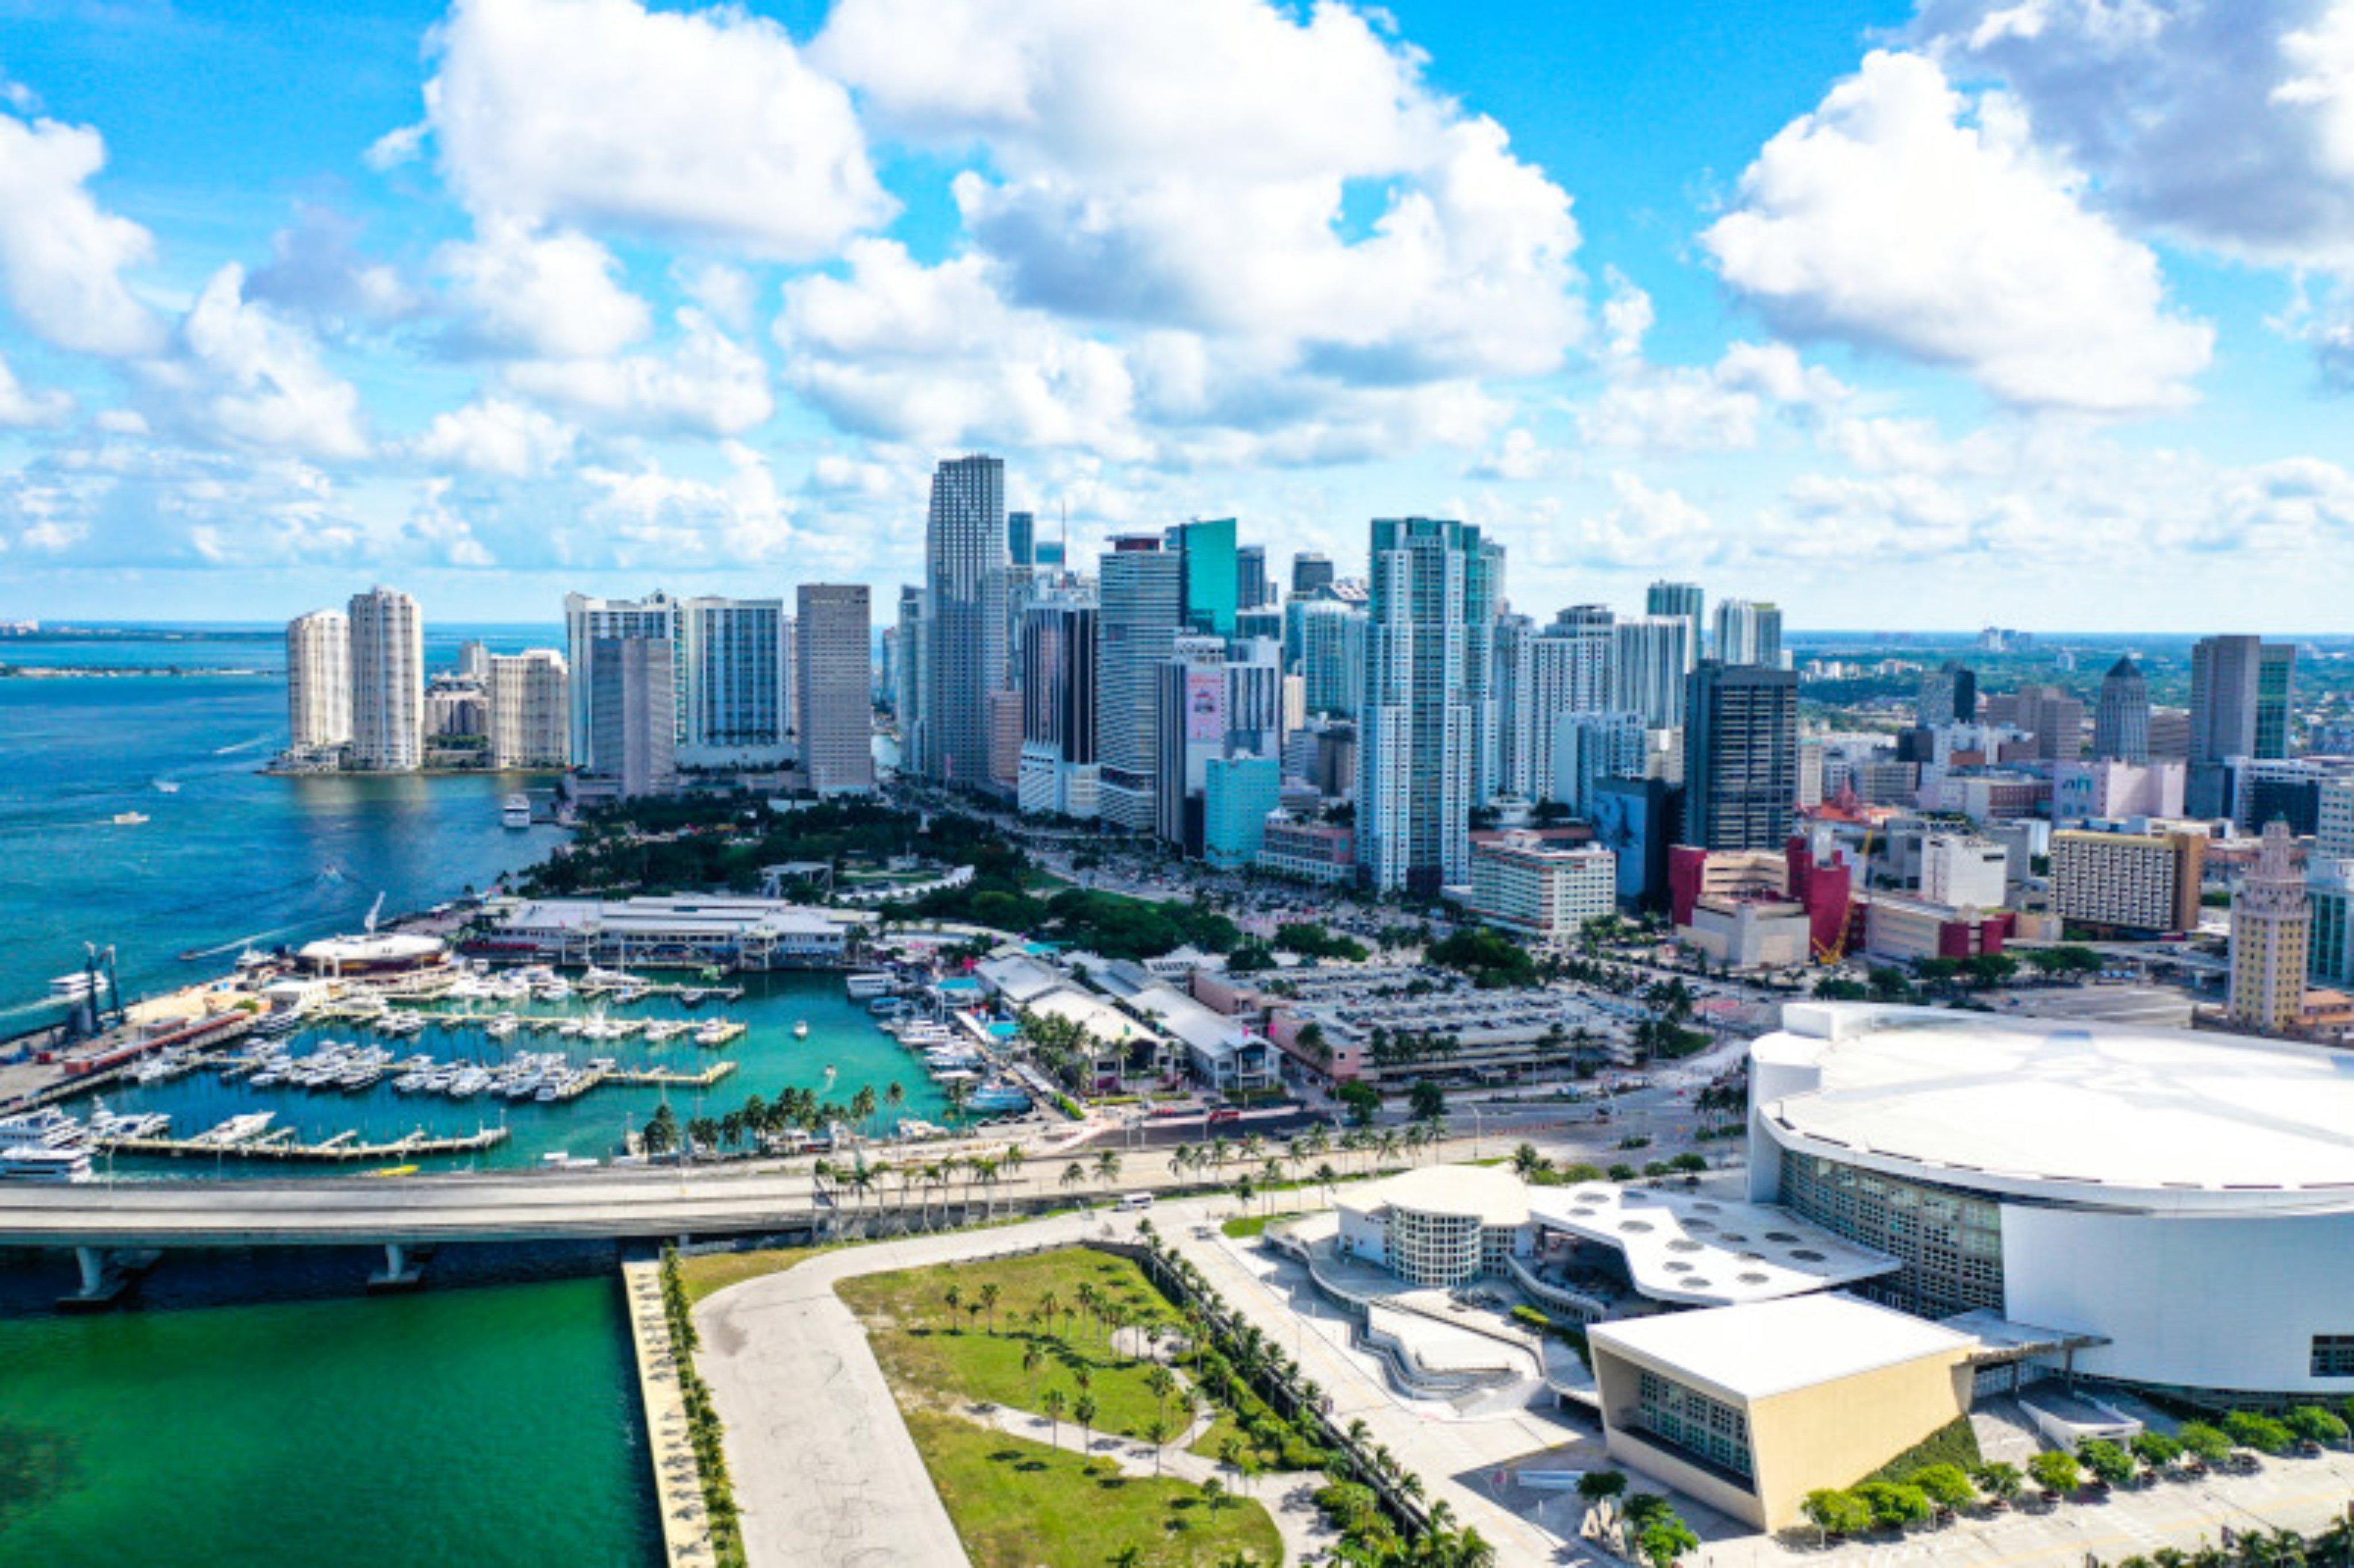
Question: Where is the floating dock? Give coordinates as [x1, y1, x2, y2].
[93, 1126, 511, 1163]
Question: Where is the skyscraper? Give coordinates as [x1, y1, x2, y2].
[1917, 660, 1978, 727]
[2190, 634, 2296, 815]
[2094, 657, 2151, 763]
[925, 454, 1009, 788]
[1291, 552, 1336, 598]
[797, 584, 874, 795]
[1464, 533, 1506, 806]
[2230, 819, 2311, 1033]
[588, 635, 676, 798]
[679, 596, 790, 763]
[1097, 536, 1185, 831]
[347, 586, 422, 772]
[484, 650, 568, 769]
[1298, 599, 1366, 717]
[1236, 544, 1269, 611]
[895, 586, 927, 777]
[1516, 605, 1614, 802]
[564, 590, 680, 772]
[1645, 581, 1703, 670]
[1712, 599, 1783, 668]
[1684, 661, 1799, 851]
[1155, 634, 1229, 850]
[1170, 517, 1239, 637]
[1549, 710, 1647, 816]
[285, 609, 351, 753]
[1613, 616, 1693, 729]
[1357, 517, 1486, 896]
[1008, 510, 1037, 568]
[1019, 591, 1098, 819]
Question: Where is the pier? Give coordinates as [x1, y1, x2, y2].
[601, 1062, 738, 1090]
[92, 1125, 510, 1164]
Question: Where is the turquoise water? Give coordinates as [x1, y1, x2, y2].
[97, 969, 949, 1173]
[0, 1276, 660, 1566]
[0, 625, 564, 1018]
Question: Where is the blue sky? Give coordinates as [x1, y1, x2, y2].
[2, 0, 2352, 630]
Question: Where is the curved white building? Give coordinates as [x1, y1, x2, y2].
[1750, 1002, 2354, 1399]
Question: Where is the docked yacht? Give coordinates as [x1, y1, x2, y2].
[0, 1107, 84, 1152]
[502, 792, 532, 829]
[1, 1145, 93, 1182]
[844, 972, 897, 1000]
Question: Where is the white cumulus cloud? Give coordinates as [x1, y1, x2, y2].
[1703, 49, 2213, 414]
[411, 396, 578, 477]
[143, 265, 370, 460]
[503, 307, 772, 436]
[0, 110, 162, 356]
[439, 217, 651, 359]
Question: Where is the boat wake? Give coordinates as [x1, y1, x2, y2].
[212, 734, 271, 756]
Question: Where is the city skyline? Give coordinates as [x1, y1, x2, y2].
[3, 0, 2353, 630]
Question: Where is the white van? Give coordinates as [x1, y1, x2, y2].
[1117, 1192, 1156, 1212]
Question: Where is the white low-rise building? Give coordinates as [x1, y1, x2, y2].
[1465, 833, 1616, 946]
[487, 896, 867, 968]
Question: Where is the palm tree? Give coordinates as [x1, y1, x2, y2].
[979, 1281, 1002, 1334]
[1074, 1393, 1099, 1451]
[1146, 1364, 1177, 1425]
[849, 1084, 878, 1139]
[883, 1079, 906, 1134]
[1094, 1149, 1122, 1192]
[1022, 1341, 1044, 1406]
[1041, 1386, 1067, 1446]
[1061, 1161, 1087, 1205]
[943, 1284, 963, 1330]
[1142, 1417, 1170, 1477]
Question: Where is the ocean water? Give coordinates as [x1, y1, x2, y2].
[0, 1273, 660, 1566]
[0, 625, 564, 1019]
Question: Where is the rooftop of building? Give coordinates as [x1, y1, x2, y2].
[1755, 1001, 2354, 1201]
[1588, 1292, 1978, 1402]
[1528, 1180, 1897, 1307]
[1336, 1163, 1530, 1227]
[297, 931, 446, 965]
[495, 895, 855, 936]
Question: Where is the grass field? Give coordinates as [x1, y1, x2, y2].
[1220, 1211, 1306, 1240]
[903, 1411, 1283, 1568]
[674, 1244, 831, 1307]
[838, 1249, 1191, 1440]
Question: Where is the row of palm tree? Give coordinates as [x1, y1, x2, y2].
[808, 1141, 1034, 1225]
[1129, 1223, 1495, 1568]
[1163, 1122, 1442, 1190]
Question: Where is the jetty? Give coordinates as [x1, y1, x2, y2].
[602, 1062, 737, 1090]
[92, 1125, 510, 1164]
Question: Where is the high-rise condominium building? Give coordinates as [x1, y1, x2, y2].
[2049, 828, 2205, 934]
[1097, 536, 1185, 832]
[2230, 820, 2310, 1033]
[895, 586, 928, 777]
[1684, 661, 1799, 852]
[1549, 710, 1647, 816]
[925, 454, 1008, 788]
[347, 586, 423, 772]
[286, 609, 351, 752]
[1019, 592, 1098, 819]
[678, 596, 790, 763]
[588, 635, 676, 798]
[1712, 599, 1783, 668]
[1298, 599, 1367, 718]
[2190, 635, 2296, 816]
[1291, 552, 1336, 598]
[564, 590, 680, 772]
[486, 650, 569, 769]
[1613, 616, 1693, 729]
[796, 584, 874, 795]
[1155, 634, 1229, 851]
[1008, 510, 1037, 568]
[1515, 606, 1616, 802]
[1236, 544, 1269, 611]
[1645, 580, 1703, 671]
[2094, 657, 2151, 763]
[457, 639, 491, 681]
[1358, 517, 1488, 896]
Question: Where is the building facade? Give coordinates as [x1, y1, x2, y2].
[1018, 592, 1098, 819]
[1097, 536, 1184, 832]
[1466, 834, 1617, 945]
[1711, 599, 1783, 668]
[2049, 827, 2205, 934]
[1613, 615, 1693, 729]
[2232, 820, 2311, 1031]
[1684, 661, 1799, 852]
[795, 584, 874, 795]
[587, 635, 677, 798]
[1357, 517, 1486, 896]
[486, 649, 569, 769]
[347, 585, 423, 772]
[2094, 657, 2150, 762]
[563, 590, 680, 774]
[924, 454, 1008, 789]
[285, 609, 352, 753]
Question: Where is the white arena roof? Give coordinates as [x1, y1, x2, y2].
[1589, 1293, 1978, 1401]
[1526, 1182, 1898, 1307]
[1756, 1003, 2354, 1203]
[1337, 1164, 1530, 1228]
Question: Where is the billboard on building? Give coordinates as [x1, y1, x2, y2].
[1186, 670, 1226, 742]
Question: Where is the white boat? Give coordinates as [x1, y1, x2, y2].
[486, 1014, 522, 1040]
[1, 1145, 93, 1182]
[197, 1111, 275, 1147]
[0, 1107, 84, 1151]
[793, 1020, 810, 1039]
[693, 1019, 732, 1047]
[845, 972, 897, 999]
[88, 1100, 170, 1140]
[111, 811, 149, 826]
[502, 792, 532, 829]
[447, 1068, 492, 1098]
[154, 780, 182, 794]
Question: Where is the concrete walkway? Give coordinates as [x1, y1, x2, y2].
[697, 1210, 1160, 1568]
[621, 1259, 720, 1568]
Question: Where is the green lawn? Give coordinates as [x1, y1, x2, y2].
[838, 1250, 1191, 1440]
[1220, 1211, 1306, 1240]
[675, 1243, 832, 1308]
[904, 1411, 1283, 1568]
